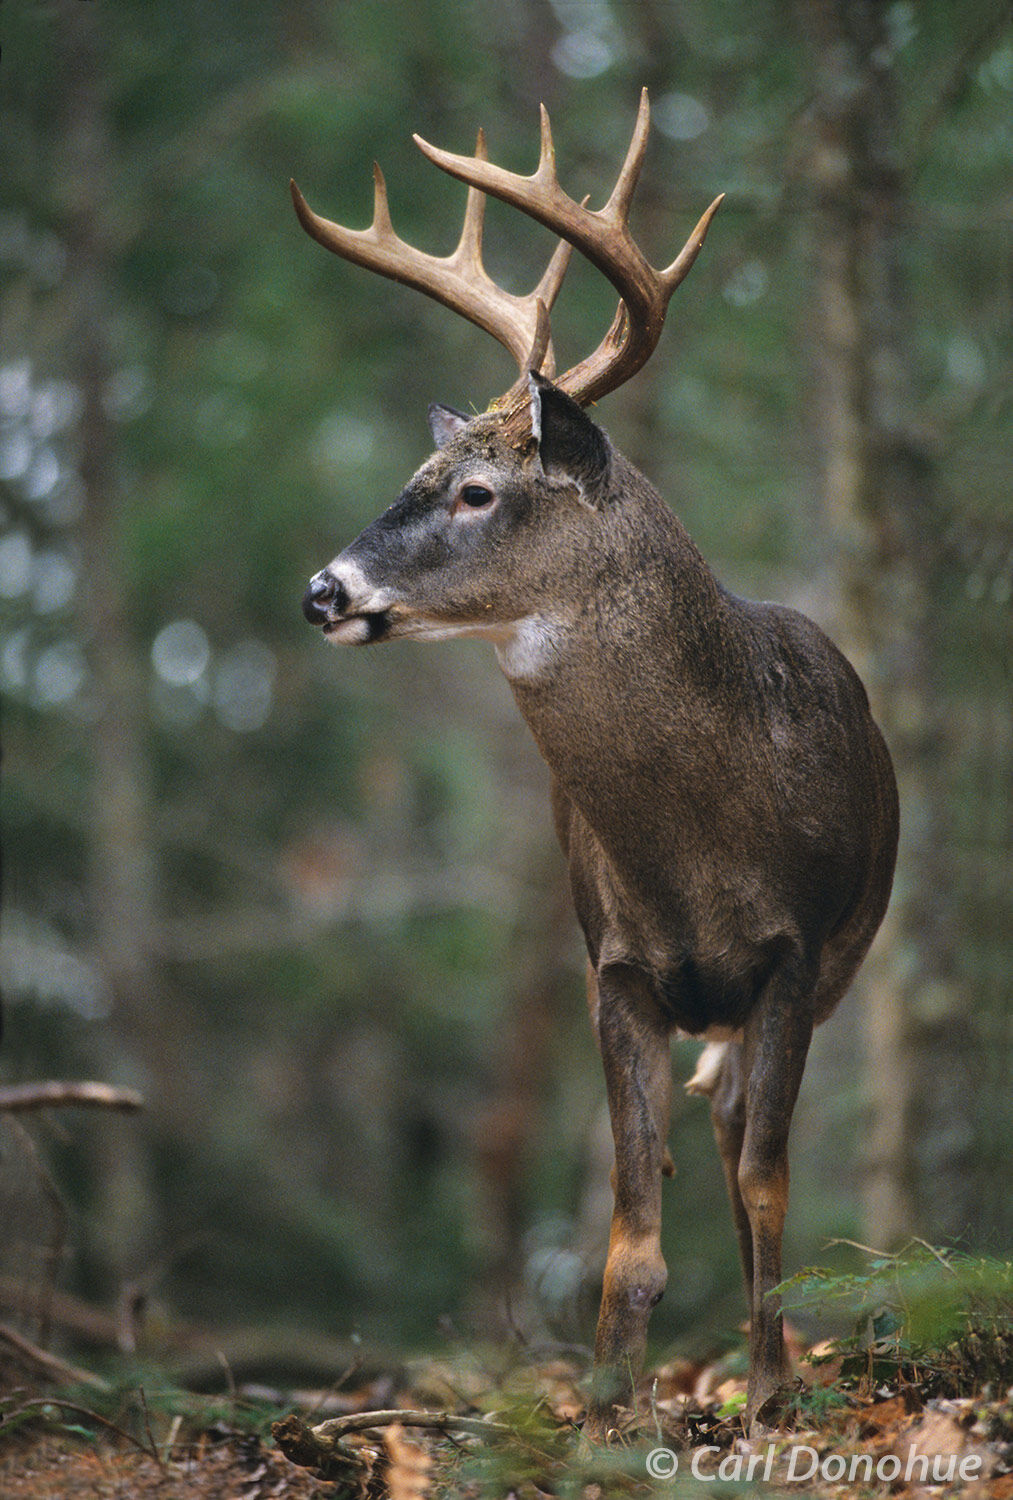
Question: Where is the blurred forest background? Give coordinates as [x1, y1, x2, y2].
[1, 0, 1010, 1378]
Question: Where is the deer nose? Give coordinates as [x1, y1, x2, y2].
[302, 569, 347, 624]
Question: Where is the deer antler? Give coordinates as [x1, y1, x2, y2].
[290, 131, 572, 385]
[414, 88, 724, 408]
[292, 91, 722, 418]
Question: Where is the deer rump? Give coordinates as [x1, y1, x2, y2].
[295, 94, 899, 1440]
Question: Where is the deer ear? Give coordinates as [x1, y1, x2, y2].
[528, 373, 610, 493]
[428, 404, 471, 449]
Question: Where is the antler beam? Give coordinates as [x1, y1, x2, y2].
[413, 88, 724, 406]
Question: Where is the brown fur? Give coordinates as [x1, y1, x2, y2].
[303, 379, 899, 1438]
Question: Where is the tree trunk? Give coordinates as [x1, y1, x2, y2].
[57, 4, 190, 1289]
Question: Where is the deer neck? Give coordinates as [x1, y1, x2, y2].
[497, 483, 733, 798]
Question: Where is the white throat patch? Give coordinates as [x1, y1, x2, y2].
[493, 615, 566, 682]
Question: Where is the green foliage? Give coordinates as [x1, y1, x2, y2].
[0, 1375, 297, 1474]
[779, 1244, 1013, 1397]
[780, 1381, 851, 1428]
[448, 1397, 664, 1500]
[714, 1388, 747, 1420]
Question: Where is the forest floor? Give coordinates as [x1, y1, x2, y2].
[1, 1327, 1011, 1500]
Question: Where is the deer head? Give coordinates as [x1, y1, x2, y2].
[297, 89, 722, 646]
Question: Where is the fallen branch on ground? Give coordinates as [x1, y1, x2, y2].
[273, 1408, 511, 1471]
[0, 1322, 109, 1390]
[0, 1082, 144, 1113]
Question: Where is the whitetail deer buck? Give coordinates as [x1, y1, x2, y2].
[295, 91, 899, 1438]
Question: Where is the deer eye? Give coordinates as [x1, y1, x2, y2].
[458, 483, 495, 509]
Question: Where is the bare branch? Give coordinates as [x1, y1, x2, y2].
[0, 1322, 109, 1390]
[0, 1082, 144, 1113]
[273, 1407, 510, 1471]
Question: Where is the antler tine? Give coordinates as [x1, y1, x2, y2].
[294, 94, 721, 419]
[497, 297, 554, 408]
[450, 131, 488, 275]
[554, 190, 725, 407]
[662, 192, 726, 294]
[601, 85, 650, 226]
[536, 103, 557, 183]
[533, 235, 575, 321]
[370, 160, 394, 235]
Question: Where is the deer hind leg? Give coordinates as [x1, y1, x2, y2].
[585, 963, 672, 1442]
[705, 1040, 754, 1308]
[738, 965, 814, 1430]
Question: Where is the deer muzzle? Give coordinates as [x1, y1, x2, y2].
[302, 564, 394, 645]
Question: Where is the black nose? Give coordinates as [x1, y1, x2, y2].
[302, 570, 346, 624]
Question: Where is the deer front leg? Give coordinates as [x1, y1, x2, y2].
[585, 963, 672, 1442]
[738, 971, 814, 1430]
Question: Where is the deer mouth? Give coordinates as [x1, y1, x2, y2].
[321, 609, 391, 645]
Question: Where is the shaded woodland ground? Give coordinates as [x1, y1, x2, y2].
[0, 1240, 1011, 1497]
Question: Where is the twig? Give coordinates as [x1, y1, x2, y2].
[137, 1386, 162, 1467]
[163, 1412, 184, 1463]
[0, 1322, 108, 1391]
[216, 1348, 236, 1399]
[908, 1237, 958, 1273]
[273, 1408, 510, 1470]
[0, 1082, 144, 1113]
[825, 1235, 957, 1272]
[649, 1376, 663, 1447]
[304, 1355, 361, 1421]
[315, 1408, 511, 1440]
[1, 1397, 161, 1465]
[823, 1237, 893, 1259]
